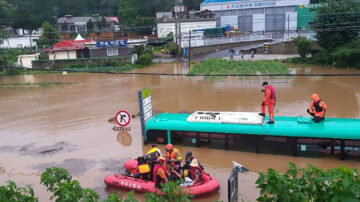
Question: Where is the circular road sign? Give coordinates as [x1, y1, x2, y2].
[115, 111, 131, 127]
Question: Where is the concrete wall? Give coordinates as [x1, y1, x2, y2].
[49, 51, 77, 60]
[254, 41, 297, 54]
[188, 39, 272, 56]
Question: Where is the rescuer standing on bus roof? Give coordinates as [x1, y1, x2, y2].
[259, 81, 276, 124]
[307, 93, 328, 122]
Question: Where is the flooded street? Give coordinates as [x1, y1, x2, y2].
[1, 62, 360, 201]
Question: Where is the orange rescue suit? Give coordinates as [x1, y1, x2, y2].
[308, 94, 327, 118]
[261, 85, 276, 122]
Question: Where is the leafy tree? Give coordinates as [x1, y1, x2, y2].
[86, 19, 94, 33]
[0, 181, 38, 202]
[96, 16, 108, 31]
[313, 0, 360, 49]
[37, 21, 60, 48]
[0, 0, 15, 26]
[256, 163, 360, 202]
[293, 36, 313, 58]
[183, 0, 203, 10]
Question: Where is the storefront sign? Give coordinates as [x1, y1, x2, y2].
[227, 1, 276, 9]
[96, 40, 128, 47]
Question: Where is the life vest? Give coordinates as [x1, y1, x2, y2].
[145, 148, 160, 162]
[138, 164, 151, 180]
[166, 148, 179, 160]
[264, 85, 276, 99]
[314, 100, 324, 112]
[190, 166, 203, 184]
[153, 164, 167, 188]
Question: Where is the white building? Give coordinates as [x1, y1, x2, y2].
[156, 8, 217, 38]
[200, 0, 309, 33]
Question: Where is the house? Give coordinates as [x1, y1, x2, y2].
[57, 14, 119, 34]
[44, 35, 92, 60]
[44, 35, 133, 60]
[156, 6, 216, 38]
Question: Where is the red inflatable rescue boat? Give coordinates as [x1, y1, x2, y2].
[104, 159, 220, 198]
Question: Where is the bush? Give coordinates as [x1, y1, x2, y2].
[41, 167, 99, 202]
[256, 163, 360, 201]
[164, 42, 178, 55]
[293, 36, 312, 59]
[144, 180, 192, 202]
[0, 181, 38, 202]
[133, 45, 145, 56]
[105, 59, 122, 67]
[136, 54, 153, 66]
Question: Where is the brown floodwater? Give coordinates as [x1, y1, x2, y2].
[0, 62, 360, 201]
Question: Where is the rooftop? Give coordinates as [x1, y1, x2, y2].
[44, 39, 93, 52]
[201, 0, 247, 4]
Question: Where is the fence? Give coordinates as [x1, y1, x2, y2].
[32, 56, 132, 69]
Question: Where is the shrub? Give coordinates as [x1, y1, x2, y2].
[40, 167, 99, 202]
[0, 181, 38, 202]
[133, 45, 145, 56]
[136, 54, 153, 66]
[144, 180, 192, 202]
[293, 36, 312, 59]
[256, 163, 360, 201]
[105, 59, 122, 67]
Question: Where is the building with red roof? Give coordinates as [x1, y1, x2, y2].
[44, 35, 93, 60]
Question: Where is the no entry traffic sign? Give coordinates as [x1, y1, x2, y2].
[115, 111, 131, 127]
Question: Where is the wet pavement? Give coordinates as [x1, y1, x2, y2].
[0, 62, 360, 201]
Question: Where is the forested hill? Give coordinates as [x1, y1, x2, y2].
[0, 0, 203, 27]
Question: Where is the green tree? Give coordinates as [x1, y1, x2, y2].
[0, 0, 15, 26]
[256, 163, 360, 202]
[293, 36, 312, 58]
[37, 21, 60, 48]
[313, 0, 360, 49]
[86, 19, 94, 33]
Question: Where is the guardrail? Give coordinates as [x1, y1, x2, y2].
[181, 33, 272, 48]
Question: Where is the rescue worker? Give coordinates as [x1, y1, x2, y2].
[259, 81, 276, 124]
[189, 159, 203, 186]
[307, 93, 327, 122]
[165, 144, 182, 164]
[153, 156, 168, 188]
[145, 144, 162, 163]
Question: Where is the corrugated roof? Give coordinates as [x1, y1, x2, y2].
[201, 0, 247, 4]
[44, 39, 93, 52]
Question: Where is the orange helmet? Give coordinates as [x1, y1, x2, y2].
[157, 156, 166, 163]
[165, 144, 173, 151]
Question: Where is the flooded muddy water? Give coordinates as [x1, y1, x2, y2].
[0, 62, 360, 201]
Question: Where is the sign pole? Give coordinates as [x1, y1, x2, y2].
[188, 30, 191, 68]
[138, 87, 152, 142]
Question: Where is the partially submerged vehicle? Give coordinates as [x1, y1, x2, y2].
[145, 111, 360, 160]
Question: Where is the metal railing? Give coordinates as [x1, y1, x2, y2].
[181, 33, 272, 48]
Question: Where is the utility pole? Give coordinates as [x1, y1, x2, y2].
[188, 30, 191, 67]
[287, 14, 290, 40]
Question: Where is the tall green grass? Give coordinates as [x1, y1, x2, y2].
[188, 58, 290, 76]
